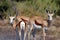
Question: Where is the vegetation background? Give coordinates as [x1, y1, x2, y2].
[0, 0, 60, 19]
[0, 0, 60, 40]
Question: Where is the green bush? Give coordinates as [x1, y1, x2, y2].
[0, 0, 60, 19]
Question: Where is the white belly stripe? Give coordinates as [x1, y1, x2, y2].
[33, 23, 42, 29]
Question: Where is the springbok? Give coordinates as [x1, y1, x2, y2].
[46, 10, 55, 27]
[9, 5, 48, 40]
[27, 16, 48, 40]
[9, 14, 48, 40]
[9, 15, 31, 40]
[9, 15, 16, 26]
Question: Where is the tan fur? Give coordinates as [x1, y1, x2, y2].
[13, 16, 48, 40]
[30, 16, 48, 40]
[13, 16, 29, 29]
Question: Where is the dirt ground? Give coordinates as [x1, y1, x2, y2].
[0, 26, 60, 40]
[0, 17, 60, 40]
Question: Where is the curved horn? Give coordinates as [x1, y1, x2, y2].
[8, 12, 11, 16]
[12, 5, 18, 16]
[11, 0, 18, 16]
[15, 7, 18, 16]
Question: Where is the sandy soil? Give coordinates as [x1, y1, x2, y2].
[0, 25, 60, 40]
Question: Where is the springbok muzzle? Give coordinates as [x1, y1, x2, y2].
[9, 16, 15, 26]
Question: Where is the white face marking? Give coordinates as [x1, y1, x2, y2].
[48, 14, 54, 20]
[33, 22, 42, 29]
[9, 16, 15, 24]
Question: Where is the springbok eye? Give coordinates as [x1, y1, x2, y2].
[13, 18, 15, 20]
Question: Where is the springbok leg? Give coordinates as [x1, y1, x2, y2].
[42, 27, 46, 40]
[28, 24, 33, 40]
[28, 32, 30, 40]
[19, 30, 22, 40]
[24, 31, 27, 40]
[16, 27, 20, 40]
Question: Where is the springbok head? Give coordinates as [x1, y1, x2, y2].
[9, 5, 18, 25]
[46, 10, 56, 21]
[9, 15, 16, 25]
[9, 16, 15, 24]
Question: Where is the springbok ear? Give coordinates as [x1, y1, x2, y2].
[54, 10, 56, 13]
[52, 10, 56, 16]
[46, 9, 49, 13]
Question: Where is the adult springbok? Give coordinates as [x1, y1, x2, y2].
[9, 15, 48, 40]
[46, 10, 56, 27]
[27, 16, 48, 40]
[9, 6, 48, 40]
[9, 1, 30, 40]
[9, 15, 30, 40]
